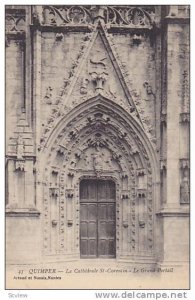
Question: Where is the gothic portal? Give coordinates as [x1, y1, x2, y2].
[6, 5, 189, 275]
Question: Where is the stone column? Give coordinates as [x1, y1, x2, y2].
[24, 160, 35, 208]
[166, 21, 180, 208]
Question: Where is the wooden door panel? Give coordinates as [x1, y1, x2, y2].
[98, 180, 116, 202]
[98, 239, 107, 257]
[88, 204, 97, 220]
[98, 221, 107, 238]
[88, 222, 96, 238]
[98, 181, 107, 202]
[80, 180, 97, 202]
[80, 222, 88, 238]
[80, 204, 88, 219]
[107, 204, 115, 220]
[88, 239, 97, 257]
[108, 240, 115, 256]
[98, 203, 107, 219]
[80, 203, 98, 258]
[98, 203, 116, 257]
[80, 180, 116, 258]
[107, 222, 115, 237]
[80, 240, 88, 256]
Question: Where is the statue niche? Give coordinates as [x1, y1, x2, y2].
[93, 150, 103, 172]
[180, 168, 190, 204]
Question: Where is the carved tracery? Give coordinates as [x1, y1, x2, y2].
[39, 96, 157, 258]
[42, 5, 156, 29]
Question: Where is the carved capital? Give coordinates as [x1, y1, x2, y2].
[67, 220, 73, 227]
[137, 169, 146, 176]
[51, 169, 58, 176]
[68, 170, 75, 178]
[57, 145, 66, 155]
[180, 159, 190, 170]
[180, 113, 190, 123]
[49, 188, 59, 197]
[160, 159, 167, 171]
[123, 221, 129, 228]
[66, 190, 74, 199]
[137, 191, 147, 198]
[161, 113, 167, 123]
[15, 160, 25, 172]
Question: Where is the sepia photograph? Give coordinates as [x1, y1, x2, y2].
[5, 4, 190, 290]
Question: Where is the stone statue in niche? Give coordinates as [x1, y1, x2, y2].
[93, 150, 104, 174]
[180, 169, 190, 204]
[17, 134, 24, 159]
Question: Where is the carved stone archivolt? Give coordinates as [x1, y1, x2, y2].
[37, 95, 158, 258]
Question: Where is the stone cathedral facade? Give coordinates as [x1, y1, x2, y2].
[6, 5, 190, 269]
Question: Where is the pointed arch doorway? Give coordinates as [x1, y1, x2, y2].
[40, 95, 158, 262]
[80, 179, 116, 259]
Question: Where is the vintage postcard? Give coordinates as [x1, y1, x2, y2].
[5, 4, 190, 289]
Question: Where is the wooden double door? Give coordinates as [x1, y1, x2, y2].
[80, 179, 116, 258]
